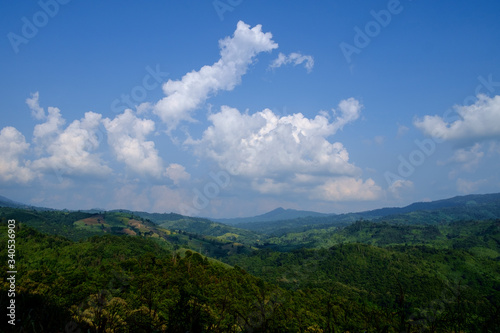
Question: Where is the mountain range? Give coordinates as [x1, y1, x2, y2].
[216, 193, 500, 235]
[2, 192, 500, 229]
[1, 192, 499, 331]
[213, 207, 333, 225]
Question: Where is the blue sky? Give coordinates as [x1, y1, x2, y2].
[1, 0, 500, 217]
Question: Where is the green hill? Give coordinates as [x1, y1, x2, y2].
[233, 193, 500, 235]
[0, 207, 257, 260]
[264, 219, 500, 254]
[2, 221, 499, 332]
[214, 207, 332, 225]
[1, 194, 500, 331]
[120, 209, 264, 245]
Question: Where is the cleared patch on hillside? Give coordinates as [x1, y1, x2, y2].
[122, 228, 137, 236]
[78, 215, 106, 226]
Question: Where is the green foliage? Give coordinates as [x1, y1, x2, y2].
[265, 219, 500, 255]
[0, 207, 257, 258]
[1, 203, 499, 332]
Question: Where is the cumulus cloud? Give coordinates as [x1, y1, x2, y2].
[313, 177, 382, 201]
[165, 163, 190, 185]
[189, 100, 362, 179]
[487, 141, 500, 155]
[187, 99, 378, 201]
[387, 179, 414, 198]
[414, 94, 500, 142]
[154, 21, 278, 131]
[397, 123, 409, 137]
[136, 102, 153, 115]
[456, 178, 487, 194]
[103, 109, 163, 177]
[439, 143, 484, 172]
[32, 111, 112, 178]
[251, 178, 291, 195]
[33, 106, 65, 150]
[332, 98, 363, 132]
[269, 52, 314, 72]
[26, 91, 45, 120]
[0, 127, 36, 183]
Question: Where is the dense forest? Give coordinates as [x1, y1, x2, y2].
[1, 193, 500, 332]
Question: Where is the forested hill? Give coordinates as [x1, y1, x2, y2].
[0, 193, 500, 331]
[231, 193, 500, 235]
[1, 214, 499, 331]
[355, 192, 500, 218]
[214, 207, 332, 225]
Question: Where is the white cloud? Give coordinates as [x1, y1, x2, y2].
[189, 100, 362, 179]
[387, 179, 414, 198]
[456, 178, 487, 194]
[187, 99, 377, 201]
[251, 178, 291, 195]
[440, 143, 484, 172]
[313, 177, 382, 201]
[150, 185, 189, 213]
[33, 106, 65, 151]
[487, 141, 500, 155]
[165, 163, 190, 185]
[136, 102, 153, 115]
[332, 98, 363, 132]
[397, 123, 409, 137]
[107, 183, 190, 214]
[414, 94, 500, 142]
[32, 111, 112, 178]
[154, 21, 278, 131]
[269, 52, 314, 72]
[26, 91, 45, 120]
[0, 126, 36, 183]
[103, 109, 163, 177]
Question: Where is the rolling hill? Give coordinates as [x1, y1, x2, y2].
[1, 193, 500, 331]
[214, 207, 333, 225]
[230, 193, 500, 235]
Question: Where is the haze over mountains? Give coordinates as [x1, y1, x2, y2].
[0, 195, 55, 211]
[214, 192, 500, 224]
[2, 192, 500, 237]
[2, 192, 500, 223]
[213, 207, 333, 225]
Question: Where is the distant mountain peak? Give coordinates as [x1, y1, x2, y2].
[215, 207, 332, 225]
[0, 195, 16, 204]
[0, 194, 27, 208]
[260, 207, 287, 217]
[0, 194, 55, 211]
